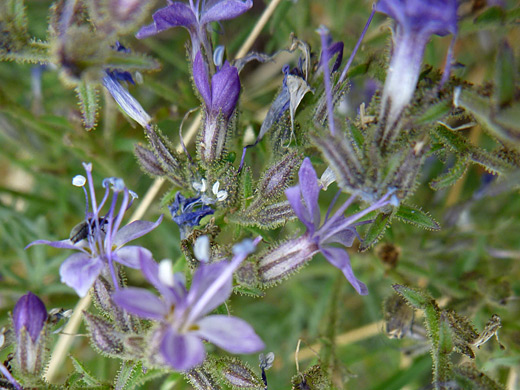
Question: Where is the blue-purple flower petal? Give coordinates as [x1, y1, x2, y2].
[139, 252, 187, 307]
[320, 245, 368, 295]
[211, 61, 240, 119]
[113, 246, 152, 269]
[285, 185, 315, 232]
[160, 328, 206, 371]
[13, 292, 47, 342]
[196, 315, 265, 354]
[193, 51, 212, 108]
[136, 2, 198, 39]
[200, 0, 253, 25]
[112, 287, 168, 320]
[298, 158, 321, 229]
[188, 262, 232, 317]
[25, 239, 82, 251]
[59, 253, 105, 297]
[113, 216, 163, 248]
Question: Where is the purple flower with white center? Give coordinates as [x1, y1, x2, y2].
[112, 240, 264, 371]
[26, 163, 163, 297]
[136, 0, 253, 57]
[12, 292, 48, 377]
[258, 158, 397, 294]
[376, 0, 458, 130]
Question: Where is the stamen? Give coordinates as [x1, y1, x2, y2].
[72, 175, 86, 187]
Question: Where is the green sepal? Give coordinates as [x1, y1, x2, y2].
[76, 79, 99, 131]
[234, 285, 265, 298]
[210, 356, 264, 389]
[430, 155, 468, 190]
[114, 361, 167, 390]
[0, 40, 50, 64]
[359, 210, 394, 252]
[0, 0, 28, 41]
[452, 362, 506, 390]
[104, 51, 161, 73]
[392, 284, 435, 311]
[455, 88, 520, 148]
[416, 99, 452, 125]
[494, 41, 515, 108]
[70, 355, 104, 387]
[395, 204, 440, 231]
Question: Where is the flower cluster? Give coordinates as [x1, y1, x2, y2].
[112, 241, 264, 370]
[27, 163, 162, 297]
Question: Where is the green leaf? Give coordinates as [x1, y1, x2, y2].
[104, 51, 161, 72]
[494, 41, 515, 108]
[76, 79, 99, 131]
[455, 87, 520, 147]
[395, 204, 440, 231]
[430, 155, 468, 190]
[416, 99, 451, 125]
[359, 211, 393, 251]
[114, 361, 166, 390]
[234, 285, 265, 298]
[392, 284, 434, 310]
[70, 356, 103, 387]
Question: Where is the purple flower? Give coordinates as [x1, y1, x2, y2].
[376, 0, 458, 130]
[13, 292, 47, 343]
[259, 158, 397, 294]
[26, 163, 162, 297]
[112, 240, 264, 371]
[137, 0, 252, 57]
[193, 51, 240, 121]
[193, 50, 240, 162]
[12, 292, 48, 377]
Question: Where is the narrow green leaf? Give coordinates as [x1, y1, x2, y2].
[395, 204, 440, 231]
[430, 155, 468, 190]
[104, 51, 161, 72]
[76, 80, 99, 131]
[392, 284, 434, 310]
[494, 41, 515, 107]
[455, 87, 520, 147]
[114, 361, 166, 390]
[234, 285, 265, 298]
[359, 211, 393, 251]
[416, 99, 451, 125]
[70, 355, 103, 386]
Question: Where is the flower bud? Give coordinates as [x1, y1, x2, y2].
[258, 235, 319, 285]
[12, 292, 48, 377]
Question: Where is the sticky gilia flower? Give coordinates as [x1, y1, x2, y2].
[376, 0, 458, 130]
[193, 51, 241, 162]
[12, 292, 48, 377]
[258, 158, 397, 294]
[136, 0, 252, 57]
[26, 163, 162, 297]
[112, 242, 264, 371]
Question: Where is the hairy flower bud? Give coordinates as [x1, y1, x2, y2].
[12, 292, 48, 377]
[258, 236, 319, 285]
